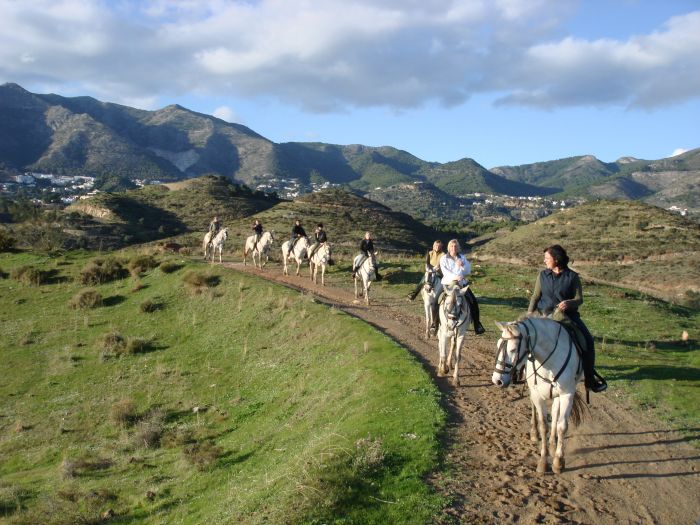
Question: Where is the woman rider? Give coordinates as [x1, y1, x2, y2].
[439, 239, 485, 334]
[527, 244, 607, 393]
[407, 240, 445, 301]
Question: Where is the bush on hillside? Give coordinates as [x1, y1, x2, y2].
[124, 337, 153, 355]
[128, 254, 159, 277]
[182, 441, 224, 471]
[139, 299, 162, 313]
[68, 288, 103, 309]
[110, 399, 138, 428]
[182, 271, 220, 294]
[0, 228, 15, 252]
[100, 331, 126, 355]
[10, 265, 44, 286]
[159, 261, 182, 274]
[79, 257, 128, 285]
[351, 436, 385, 476]
[134, 409, 166, 449]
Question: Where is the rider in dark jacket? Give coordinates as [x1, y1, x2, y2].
[209, 216, 221, 235]
[290, 219, 307, 255]
[353, 232, 381, 280]
[308, 223, 327, 259]
[528, 244, 607, 393]
[252, 219, 263, 250]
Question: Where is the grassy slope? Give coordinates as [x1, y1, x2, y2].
[0, 251, 444, 524]
[473, 200, 700, 304]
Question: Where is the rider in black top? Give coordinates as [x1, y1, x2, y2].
[290, 219, 307, 255]
[308, 223, 327, 259]
[252, 219, 263, 250]
[209, 216, 221, 235]
[353, 232, 381, 280]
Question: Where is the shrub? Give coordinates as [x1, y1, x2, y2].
[110, 399, 138, 428]
[134, 409, 166, 449]
[182, 441, 223, 471]
[10, 265, 44, 286]
[0, 228, 15, 252]
[351, 436, 385, 475]
[0, 483, 28, 516]
[68, 288, 103, 309]
[183, 271, 220, 294]
[60, 456, 113, 480]
[159, 261, 182, 274]
[100, 331, 126, 354]
[79, 257, 127, 285]
[128, 254, 159, 277]
[139, 299, 161, 313]
[124, 337, 152, 355]
[179, 247, 192, 256]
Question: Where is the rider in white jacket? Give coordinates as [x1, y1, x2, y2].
[439, 239, 485, 334]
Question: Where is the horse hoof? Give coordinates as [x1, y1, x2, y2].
[530, 434, 538, 443]
[452, 377, 460, 387]
[552, 458, 564, 473]
[537, 460, 548, 474]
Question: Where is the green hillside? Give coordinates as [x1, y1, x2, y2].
[0, 250, 444, 524]
[223, 188, 441, 254]
[474, 200, 700, 305]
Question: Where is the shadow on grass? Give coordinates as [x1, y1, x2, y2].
[602, 363, 700, 383]
[478, 296, 529, 309]
[103, 295, 126, 307]
[602, 338, 697, 353]
[42, 268, 70, 285]
[218, 449, 255, 468]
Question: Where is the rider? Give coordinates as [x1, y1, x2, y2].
[407, 240, 445, 301]
[527, 244, 607, 393]
[289, 219, 308, 256]
[308, 223, 327, 260]
[252, 219, 263, 251]
[209, 216, 221, 235]
[352, 231, 381, 281]
[439, 239, 485, 334]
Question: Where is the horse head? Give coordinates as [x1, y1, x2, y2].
[492, 322, 526, 387]
[424, 269, 437, 292]
[442, 285, 470, 331]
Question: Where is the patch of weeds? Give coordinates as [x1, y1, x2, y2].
[128, 254, 159, 277]
[140, 299, 162, 313]
[10, 265, 44, 286]
[182, 441, 224, 471]
[124, 337, 153, 355]
[68, 288, 103, 310]
[351, 435, 385, 476]
[79, 257, 128, 285]
[182, 271, 220, 294]
[0, 484, 30, 516]
[134, 409, 166, 449]
[60, 456, 114, 480]
[100, 331, 126, 357]
[110, 399, 138, 428]
[159, 261, 182, 274]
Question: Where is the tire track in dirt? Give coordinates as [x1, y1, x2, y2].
[223, 261, 700, 524]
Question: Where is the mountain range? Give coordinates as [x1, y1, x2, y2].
[1, 82, 698, 216]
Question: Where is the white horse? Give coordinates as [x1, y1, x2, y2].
[281, 236, 311, 276]
[309, 243, 331, 286]
[437, 284, 471, 386]
[202, 231, 214, 260]
[243, 230, 275, 269]
[353, 253, 377, 305]
[421, 269, 443, 339]
[207, 228, 228, 263]
[492, 317, 587, 474]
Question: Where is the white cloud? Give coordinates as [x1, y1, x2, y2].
[671, 148, 688, 157]
[0, 0, 698, 113]
[212, 105, 237, 122]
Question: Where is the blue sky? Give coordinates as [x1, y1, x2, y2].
[1, 0, 698, 167]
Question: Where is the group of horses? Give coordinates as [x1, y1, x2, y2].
[202, 228, 589, 475]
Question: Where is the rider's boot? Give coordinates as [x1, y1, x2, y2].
[465, 288, 485, 334]
[407, 282, 422, 301]
[582, 351, 607, 393]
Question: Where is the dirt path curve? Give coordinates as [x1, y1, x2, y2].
[223, 262, 700, 524]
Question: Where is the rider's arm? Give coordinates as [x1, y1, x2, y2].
[561, 273, 583, 311]
[528, 272, 542, 313]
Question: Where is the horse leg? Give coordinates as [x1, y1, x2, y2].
[532, 397, 549, 473]
[354, 276, 359, 299]
[530, 403, 538, 442]
[364, 281, 370, 305]
[282, 251, 288, 275]
[320, 264, 325, 286]
[451, 334, 463, 386]
[423, 296, 431, 339]
[446, 335, 455, 373]
[552, 394, 573, 474]
[437, 332, 447, 377]
[549, 397, 560, 459]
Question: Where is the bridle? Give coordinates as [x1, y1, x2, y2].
[442, 287, 470, 332]
[495, 319, 573, 393]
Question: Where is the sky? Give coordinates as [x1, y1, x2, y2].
[0, 0, 698, 168]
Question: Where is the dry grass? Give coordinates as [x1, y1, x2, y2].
[109, 399, 138, 428]
[68, 288, 102, 310]
[182, 441, 224, 471]
[79, 257, 127, 285]
[10, 265, 44, 286]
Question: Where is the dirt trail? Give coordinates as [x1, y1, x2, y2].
[224, 261, 700, 524]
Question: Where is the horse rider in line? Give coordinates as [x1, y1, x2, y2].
[439, 239, 485, 334]
[251, 219, 263, 251]
[407, 239, 445, 301]
[308, 223, 328, 260]
[209, 216, 221, 235]
[528, 244, 607, 393]
[352, 231, 382, 281]
[290, 219, 308, 256]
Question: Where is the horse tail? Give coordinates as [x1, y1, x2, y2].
[569, 391, 589, 427]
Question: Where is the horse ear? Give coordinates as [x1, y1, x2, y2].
[459, 285, 470, 295]
[495, 321, 507, 330]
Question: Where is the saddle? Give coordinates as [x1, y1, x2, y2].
[550, 310, 588, 357]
